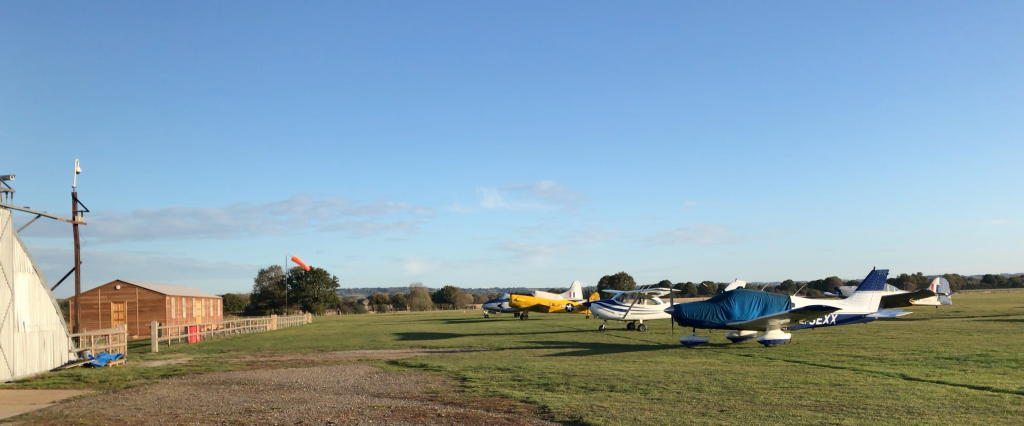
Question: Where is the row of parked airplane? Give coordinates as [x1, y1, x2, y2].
[481, 269, 955, 347]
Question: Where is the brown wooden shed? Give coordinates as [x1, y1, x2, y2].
[69, 280, 223, 337]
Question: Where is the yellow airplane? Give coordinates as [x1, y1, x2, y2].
[509, 291, 600, 320]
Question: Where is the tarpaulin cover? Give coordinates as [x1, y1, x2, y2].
[87, 352, 124, 368]
[674, 289, 792, 325]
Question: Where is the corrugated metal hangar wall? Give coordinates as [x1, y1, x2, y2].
[0, 208, 73, 381]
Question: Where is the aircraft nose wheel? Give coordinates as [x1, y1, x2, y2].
[637, 323, 647, 332]
[598, 324, 606, 331]
[626, 322, 636, 331]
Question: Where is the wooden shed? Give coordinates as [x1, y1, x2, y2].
[69, 280, 223, 337]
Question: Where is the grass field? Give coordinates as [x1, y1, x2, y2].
[11, 291, 1024, 425]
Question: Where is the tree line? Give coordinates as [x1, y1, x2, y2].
[595, 271, 1024, 299]
[220, 265, 507, 316]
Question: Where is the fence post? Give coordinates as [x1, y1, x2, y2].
[306, 313, 311, 324]
[271, 314, 277, 331]
[151, 321, 159, 353]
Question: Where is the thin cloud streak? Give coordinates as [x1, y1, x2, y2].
[477, 181, 586, 211]
[649, 224, 744, 245]
[18, 194, 432, 243]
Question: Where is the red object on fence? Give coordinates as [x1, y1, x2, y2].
[291, 255, 311, 271]
[188, 326, 200, 343]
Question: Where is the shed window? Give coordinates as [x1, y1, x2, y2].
[170, 297, 176, 319]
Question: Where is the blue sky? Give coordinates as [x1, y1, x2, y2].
[2, 1, 1021, 297]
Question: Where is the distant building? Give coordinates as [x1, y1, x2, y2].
[69, 280, 223, 337]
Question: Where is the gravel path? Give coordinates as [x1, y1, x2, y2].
[11, 360, 556, 425]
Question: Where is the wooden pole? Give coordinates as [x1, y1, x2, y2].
[151, 321, 159, 353]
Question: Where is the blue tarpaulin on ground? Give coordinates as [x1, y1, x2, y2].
[674, 289, 792, 325]
[87, 352, 124, 368]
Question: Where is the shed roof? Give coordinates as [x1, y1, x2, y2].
[118, 280, 222, 298]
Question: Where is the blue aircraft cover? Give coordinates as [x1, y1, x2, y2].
[674, 289, 792, 325]
[87, 352, 125, 368]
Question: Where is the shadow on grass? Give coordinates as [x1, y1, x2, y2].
[978, 318, 1024, 323]
[896, 313, 1017, 322]
[396, 329, 587, 341]
[524, 340, 679, 357]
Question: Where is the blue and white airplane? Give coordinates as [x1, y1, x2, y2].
[583, 288, 677, 331]
[666, 268, 909, 347]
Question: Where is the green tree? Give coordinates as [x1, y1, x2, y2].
[390, 292, 408, 311]
[408, 282, 433, 311]
[597, 272, 637, 299]
[679, 282, 698, 297]
[221, 293, 250, 315]
[431, 285, 463, 309]
[776, 279, 797, 295]
[287, 266, 341, 315]
[698, 281, 717, 296]
[368, 292, 391, 313]
[456, 292, 475, 309]
[249, 265, 286, 315]
[657, 280, 672, 289]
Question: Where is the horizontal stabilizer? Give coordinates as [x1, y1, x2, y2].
[880, 289, 936, 308]
[868, 309, 911, 318]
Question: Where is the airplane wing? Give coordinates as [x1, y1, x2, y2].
[880, 289, 936, 309]
[724, 305, 841, 331]
[867, 309, 911, 318]
[602, 288, 675, 297]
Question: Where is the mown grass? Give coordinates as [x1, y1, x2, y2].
[9, 291, 1024, 425]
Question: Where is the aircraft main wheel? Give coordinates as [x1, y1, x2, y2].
[599, 324, 606, 331]
[626, 322, 636, 331]
[484, 314, 489, 318]
[513, 312, 520, 318]
[637, 324, 647, 332]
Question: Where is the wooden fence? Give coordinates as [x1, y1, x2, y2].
[150, 313, 311, 352]
[71, 323, 129, 359]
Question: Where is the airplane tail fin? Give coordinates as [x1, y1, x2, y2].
[561, 280, 584, 301]
[724, 279, 747, 292]
[842, 268, 890, 310]
[928, 277, 951, 295]
[588, 291, 600, 302]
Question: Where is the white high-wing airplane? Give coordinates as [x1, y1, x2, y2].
[583, 288, 678, 331]
[824, 277, 954, 308]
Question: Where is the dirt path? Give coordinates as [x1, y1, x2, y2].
[6, 351, 556, 426]
[0, 390, 91, 421]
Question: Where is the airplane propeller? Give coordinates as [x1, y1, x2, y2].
[669, 284, 675, 335]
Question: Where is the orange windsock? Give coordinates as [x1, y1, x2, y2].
[291, 255, 311, 271]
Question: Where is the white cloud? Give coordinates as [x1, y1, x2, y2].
[650, 224, 744, 245]
[477, 188, 508, 209]
[476, 181, 586, 211]
[402, 257, 434, 275]
[17, 194, 432, 243]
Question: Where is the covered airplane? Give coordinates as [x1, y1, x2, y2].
[824, 277, 954, 308]
[666, 268, 909, 347]
[584, 288, 678, 331]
